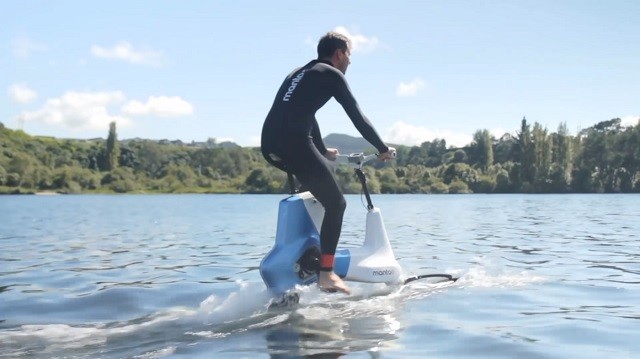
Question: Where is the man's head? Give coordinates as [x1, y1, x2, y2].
[317, 31, 352, 74]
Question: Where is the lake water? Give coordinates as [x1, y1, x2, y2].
[1, 194, 639, 358]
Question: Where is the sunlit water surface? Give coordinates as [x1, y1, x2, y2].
[1, 194, 639, 358]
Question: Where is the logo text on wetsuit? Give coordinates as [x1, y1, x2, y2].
[372, 269, 394, 276]
[282, 70, 306, 102]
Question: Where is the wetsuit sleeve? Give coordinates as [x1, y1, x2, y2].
[332, 74, 389, 154]
[311, 118, 328, 154]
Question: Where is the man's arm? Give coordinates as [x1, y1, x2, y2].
[332, 73, 389, 154]
[311, 118, 328, 155]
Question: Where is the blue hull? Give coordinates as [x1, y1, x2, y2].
[260, 194, 351, 295]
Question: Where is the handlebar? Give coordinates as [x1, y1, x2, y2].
[335, 153, 378, 168]
[334, 148, 396, 169]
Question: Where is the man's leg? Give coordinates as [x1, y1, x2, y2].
[293, 152, 350, 294]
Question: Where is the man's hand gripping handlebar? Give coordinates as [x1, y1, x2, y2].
[378, 147, 397, 162]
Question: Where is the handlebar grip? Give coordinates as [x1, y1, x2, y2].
[383, 147, 397, 158]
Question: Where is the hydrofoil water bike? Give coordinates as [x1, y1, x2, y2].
[259, 152, 457, 307]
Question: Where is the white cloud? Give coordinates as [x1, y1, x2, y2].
[12, 37, 46, 58]
[396, 78, 425, 97]
[91, 41, 163, 66]
[18, 91, 131, 131]
[122, 96, 194, 117]
[386, 121, 473, 148]
[621, 115, 639, 127]
[8, 83, 38, 104]
[248, 135, 261, 147]
[333, 26, 380, 54]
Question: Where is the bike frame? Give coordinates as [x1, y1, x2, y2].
[260, 153, 402, 296]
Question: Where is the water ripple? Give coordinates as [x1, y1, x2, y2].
[1, 194, 639, 357]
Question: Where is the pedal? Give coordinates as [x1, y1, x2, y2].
[296, 247, 320, 279]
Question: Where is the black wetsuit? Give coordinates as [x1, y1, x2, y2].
[261, 59, 388, 267]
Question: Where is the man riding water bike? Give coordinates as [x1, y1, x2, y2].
[261, 31, 395, 294]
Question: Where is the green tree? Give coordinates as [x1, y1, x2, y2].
[7, 152, 37, 188]
[430, 181, 449, 194]
[441, 162, 477, 185]
[425, 139, 447, 167]
[515, 117, 534, 188]
[335, 165, 360, 193]
[376, 167, 400, 193]
[572, 119, 623, 192]
[105, 121, 120, 171]
[494, 164, 513, 193]
[494, 133, 516, 164]
[452, 149, 468, 163]
[52, 166, 100, 193]
[469, 174, 496, 193]
[245, 169, 270, 193]
[135, 141, 168, 178]
[101, 167, 138, 193]
[548, 122, 572, 192]
[532, 123, 552, 191]
[0, 165, 6, 186]
[472, 129, 494, 171]
[449, 180, 470, 194]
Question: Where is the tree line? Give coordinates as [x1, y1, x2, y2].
[1, 117, 639, 195]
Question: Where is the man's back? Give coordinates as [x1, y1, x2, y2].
[262, 59, 387, 155]
[263, 59, 342, 140]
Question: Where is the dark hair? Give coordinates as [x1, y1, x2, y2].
[317, 31, 351, 58]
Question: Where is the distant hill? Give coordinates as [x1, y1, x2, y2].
[119, 137, 240, 149]
[323, 133, 377, 155]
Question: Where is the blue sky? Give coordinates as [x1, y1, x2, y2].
[3, 1, 639, 148]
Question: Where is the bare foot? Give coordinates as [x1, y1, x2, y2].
[318, 271, 351, 295]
